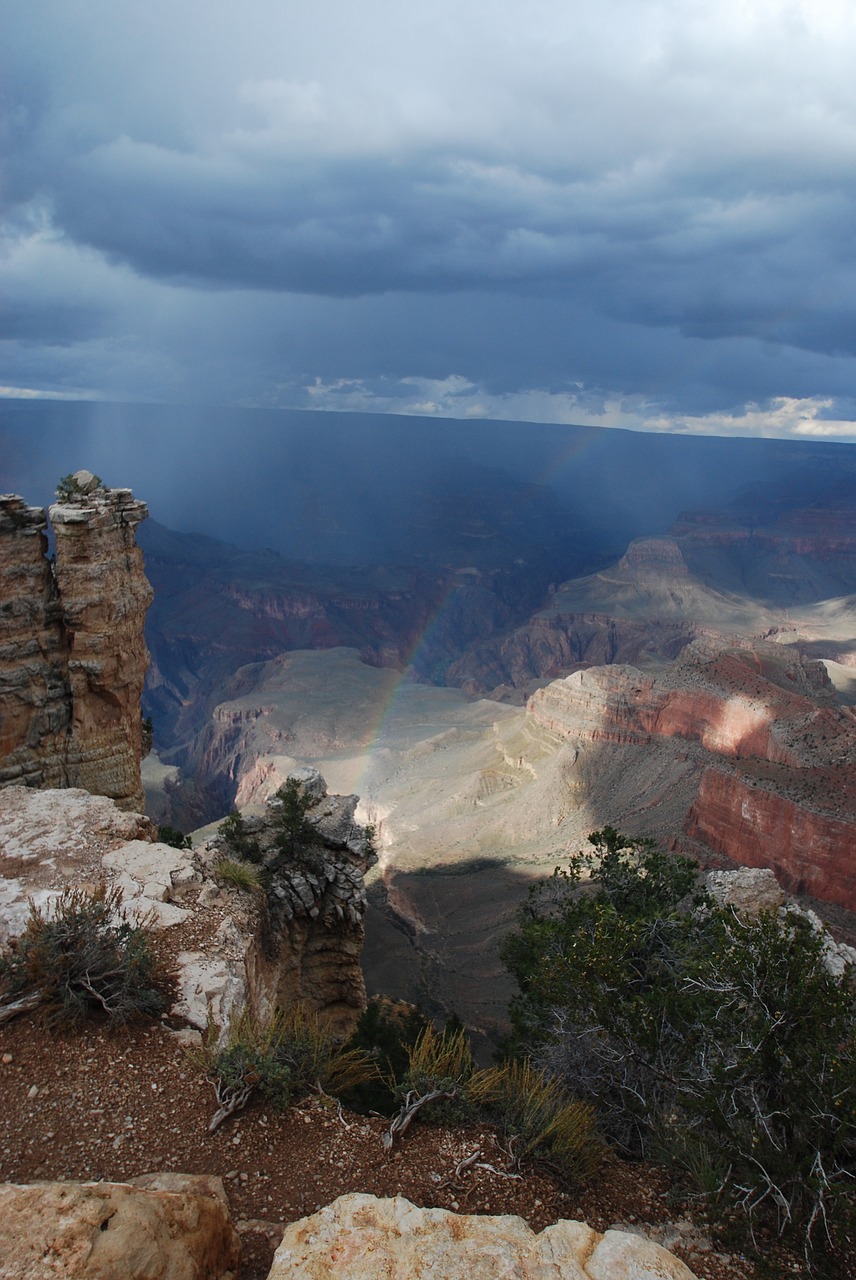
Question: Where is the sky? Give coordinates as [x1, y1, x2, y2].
[4, 0, 856, 441]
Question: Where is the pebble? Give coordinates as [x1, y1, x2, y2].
[1, 1054, 12, 1065]
[27, 1085, 39, 1099]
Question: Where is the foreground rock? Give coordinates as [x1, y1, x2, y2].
[0, 1176, 240, 1279]
[271, 1193, 700, 1280]
[0, 476, 152, 811]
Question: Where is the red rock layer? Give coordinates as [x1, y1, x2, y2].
[686, 767, 856, 910]
[527, 643, 856, 911]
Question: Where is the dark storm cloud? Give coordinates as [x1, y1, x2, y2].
[3, 1, 856, 436]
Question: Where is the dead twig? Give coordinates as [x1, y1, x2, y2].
[382, 1088, 453, 1152]
[207, 1079, 255, 1133]
[0, 991, 42, 1024]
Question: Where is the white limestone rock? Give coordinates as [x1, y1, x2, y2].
[270, 1194, 700, 1280]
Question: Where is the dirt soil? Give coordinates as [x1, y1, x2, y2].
[0, 1012, 840, 1280]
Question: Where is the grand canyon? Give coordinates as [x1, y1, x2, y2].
[1, 407, 855, 1278]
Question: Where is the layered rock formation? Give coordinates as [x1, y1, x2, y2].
[528, 640, 856, 911]
[0, 474, 152, 811]
[688, 768, 856, 910]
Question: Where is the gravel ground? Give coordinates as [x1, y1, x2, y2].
[1, 1012, 840, 1280]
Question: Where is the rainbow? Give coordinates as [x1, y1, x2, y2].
[347, 424, 601, 792]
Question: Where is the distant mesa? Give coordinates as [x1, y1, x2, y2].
[0, 471, 152, 811]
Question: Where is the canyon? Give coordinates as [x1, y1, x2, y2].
[144, 502, 855, 1036]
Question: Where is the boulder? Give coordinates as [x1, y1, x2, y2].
[270, 1193, 699, 1280]
[0, 1177, 240, 1279]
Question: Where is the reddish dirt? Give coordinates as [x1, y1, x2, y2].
[0, 1012, 839, 1280]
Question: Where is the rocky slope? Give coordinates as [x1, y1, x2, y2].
[0, 473, 152, 811]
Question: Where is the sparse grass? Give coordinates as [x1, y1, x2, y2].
[467, 1059, 602, 1183]
[404, 1022, 475, 1095]
[190, 1004, 380, 1131]
[216, 857, 264, 892]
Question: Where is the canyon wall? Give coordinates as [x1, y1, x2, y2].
[686, 767, 856, 910]
[526, 640, 856, 912]
[0, 475, 152, 811]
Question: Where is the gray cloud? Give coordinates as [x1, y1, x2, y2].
[3, 1, 856, 437]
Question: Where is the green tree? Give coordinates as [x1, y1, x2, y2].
[502, 830, 856, 1260]
[270, 779, 316, 862]
[218, 810, 262, 863]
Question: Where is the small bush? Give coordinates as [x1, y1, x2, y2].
[157, 824, 192, 850]
[192, 1005, 379, 1131]
[270, 779, 316, 862]
[55, 473, 102, 502]
[275, 1005, 380, 1098]
[467, 1059, 602, 1182]
[195, 1009, 294, 1131]
[0, 885, 164, 1024]
[342, 998, 431, 1113]
[404, 1022, 475, 1095]
[218, 811, 261, 863]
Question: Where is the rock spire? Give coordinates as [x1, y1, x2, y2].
[0, 472, 152, 811]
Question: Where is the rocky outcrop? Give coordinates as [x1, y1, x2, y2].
[0, 474, 152, 811]
[0, 497, 71, 791]
[271, 1194, 700, 1280]
[0, 1176, 240, 1279]
[210, 768, 377, 1036]
[0, 771, 376, 1040]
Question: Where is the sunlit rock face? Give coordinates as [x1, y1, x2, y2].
[0, 475, 152, 811]
[271, 1194, 701, 1280]
[527, 639, 856, 911]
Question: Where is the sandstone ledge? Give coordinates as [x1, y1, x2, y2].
[272, 1193, 700, 1280]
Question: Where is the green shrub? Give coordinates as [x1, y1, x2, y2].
[195, 1009, 294, 1131]
[157, 824, 192, 850]
[502, 828, 856, 1259]
[342, 998, 431, 1113]
[270, 779, 317, 863]
[467, 1059, 602, 1183]
[55, 473, 102, 501]
[0, 885, 164, 1024]
[218, 810, 261, 863]
[193, 1005, 379, 1131]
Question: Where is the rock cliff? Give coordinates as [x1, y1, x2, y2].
[0, 474, 152, 811]
[527, 639, 856, 911]
[687, 767, 856, 910]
